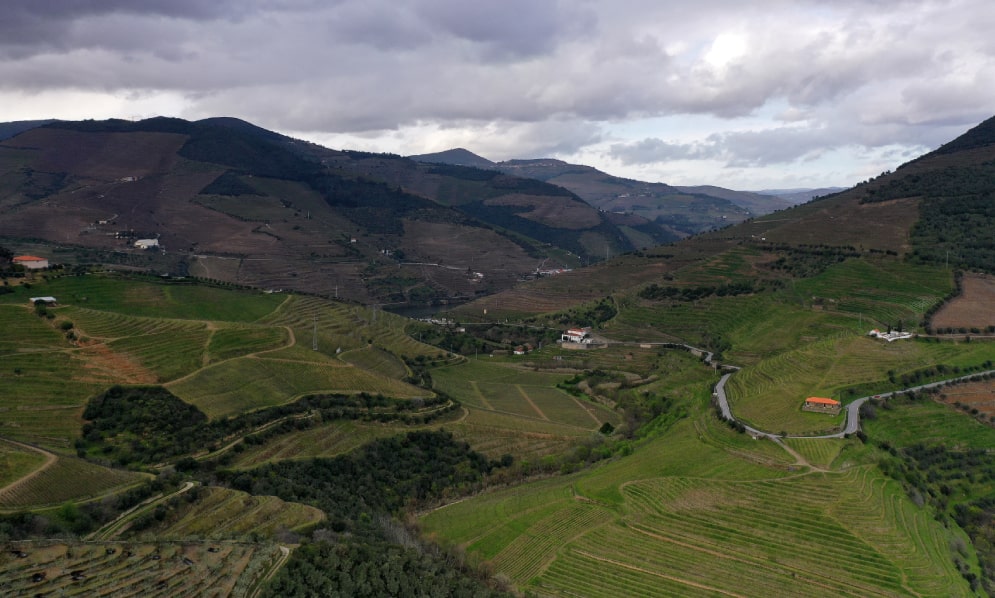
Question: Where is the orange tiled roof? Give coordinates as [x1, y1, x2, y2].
[805, 397, 840, 405]
[13, 256, 46, 261]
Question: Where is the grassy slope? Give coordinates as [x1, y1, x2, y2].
[423, 389, 974, 597]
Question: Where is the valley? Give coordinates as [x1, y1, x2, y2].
[1, 115, 995, 597]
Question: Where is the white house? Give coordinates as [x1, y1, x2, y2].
[134, 239, 159, 250]
[13, 255, 49, 269]
[868, 329, 913, 342]
[561, 327, 591, 343]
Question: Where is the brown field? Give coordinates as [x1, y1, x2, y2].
[937, 379, 995, 420]
[932, 273, 995, 330]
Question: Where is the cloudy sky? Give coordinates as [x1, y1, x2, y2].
[2, 1, 992, 189]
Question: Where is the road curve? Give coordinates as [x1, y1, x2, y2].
[714, 367, 995, 440]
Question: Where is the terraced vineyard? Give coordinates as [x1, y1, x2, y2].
[0, 456, 146, 510]
[426, 420, 971, 597]
[539, 468, 967, 598]
[168, 356, 429, 419]
[228, 420, 403, 468]
[433, 361, 617, 429]
[0, 540, 283, 597]
[139, 487, 325, 539]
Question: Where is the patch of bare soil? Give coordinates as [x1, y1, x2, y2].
[937, 379, 995, 423]
[932, 274, 995, 330]
[75, 342, 159, 385]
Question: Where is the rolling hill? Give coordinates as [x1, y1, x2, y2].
[0, 117, 640, 306]
[2, 115, 995, 597]
[411, 149, 799, 236]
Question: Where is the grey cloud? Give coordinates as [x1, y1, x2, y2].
[0, 0, 991, 187]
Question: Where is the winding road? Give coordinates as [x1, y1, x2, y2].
[713, 367, 995, 439]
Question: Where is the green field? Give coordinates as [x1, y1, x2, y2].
[423, 412, 973, 597]
[0, 456, 146, 510]
[432, 359, 619, 458]
[168, 357, 429, 419]
[725, 334, 995, 435]
[0, 440, 47, 489]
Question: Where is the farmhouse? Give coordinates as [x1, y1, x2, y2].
[30, 296, 57, 305]
[868, 329, 913, 342]
[802, 396, 841, 414]
[561, 327, 591, 343]
[12, 255, 49, 269]
[134, 239, 159, 249]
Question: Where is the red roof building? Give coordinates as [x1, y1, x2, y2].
[803, 396, 841, 414]
[12, 256, 49, 269]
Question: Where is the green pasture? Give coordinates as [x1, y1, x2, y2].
[0, 440, 47, 489]
[863, 398, 995, 449]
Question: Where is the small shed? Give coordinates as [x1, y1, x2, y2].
[13, 256, 49, 269]
[30, 297, 57, 305]
[802, 397, 841, 414]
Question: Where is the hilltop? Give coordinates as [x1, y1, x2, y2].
[0, 117, 643, 305]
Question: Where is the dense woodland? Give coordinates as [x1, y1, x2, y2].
[213, 430, 514, 596]
[78, 386, 457, 468]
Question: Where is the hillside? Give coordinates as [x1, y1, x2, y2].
[0, 117, 637, 305]
[410, 150, 795, 237]
[2, 116, 995, 597]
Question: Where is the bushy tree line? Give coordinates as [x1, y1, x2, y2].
[215, 430, 500, 533]
[639, 281, 761, 302]
[77, 386, 456, 467]
[262, 537, 514, 598]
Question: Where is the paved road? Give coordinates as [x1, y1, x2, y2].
[714, 367, 995, 439]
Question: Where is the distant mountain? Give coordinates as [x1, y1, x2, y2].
[755, 187, 847, 205]
[494, 158, 772, 237]
[409, 148, 495, 168]
[410, 151, 797, 237]
[675, 185, 795, 213]
[0, 119, 57, 141]
[0, 117, 641, 304]
[454, 114, 995, 320]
